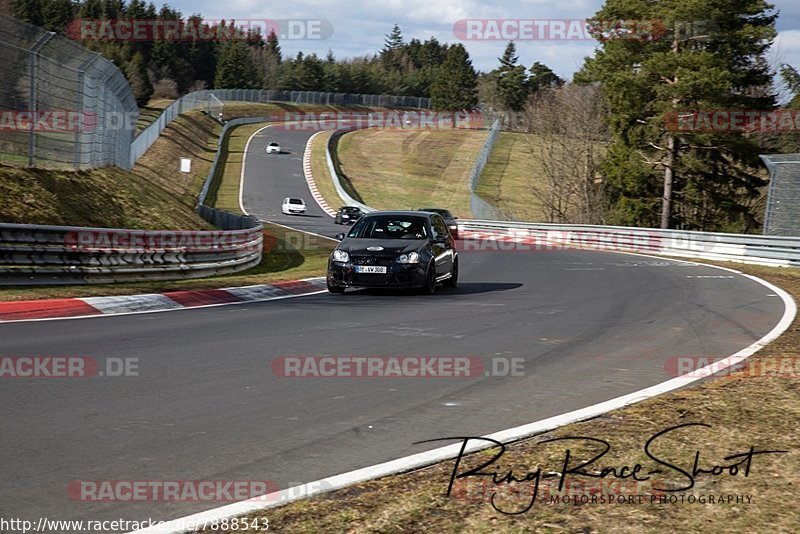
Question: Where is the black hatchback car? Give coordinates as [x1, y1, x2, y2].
[334, 206, 362, 225]
[327, 211, 458, 294]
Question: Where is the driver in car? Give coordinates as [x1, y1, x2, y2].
[403, 222, 424, 239]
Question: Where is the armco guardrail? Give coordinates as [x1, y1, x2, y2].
[0, 221, 262, 285]
[0, 117, 265, 286]
[325, 127, 375, 213]
[457, 220, 800, 268]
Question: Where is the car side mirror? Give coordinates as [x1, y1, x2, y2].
[335, 233, 345, 241]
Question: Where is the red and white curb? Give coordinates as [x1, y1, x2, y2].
[0, 278, 327, 323]
[302, 131, 338, 217]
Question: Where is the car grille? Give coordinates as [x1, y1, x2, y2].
[351, 255, 394, 266]
[353, 273, 389, 285]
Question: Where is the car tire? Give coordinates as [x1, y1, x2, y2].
[443, 258, 458, 289]
[420, 262, 437, 295]
[327, 278, 345, 293]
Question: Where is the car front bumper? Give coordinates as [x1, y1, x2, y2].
[327, 260, 426, 288]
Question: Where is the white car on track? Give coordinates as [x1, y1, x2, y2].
[281, 197, 306, 215]
[266, 142, 281, 154]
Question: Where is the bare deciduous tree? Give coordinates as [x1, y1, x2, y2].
[522, 84, 610, 224]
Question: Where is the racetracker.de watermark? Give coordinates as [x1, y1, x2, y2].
[453, 19, 716, 41]
[665, 109, 800, 133]
[64, 230, 261, 253]
[67, 18, 333, 42]
[0, 357, 138, 378]
[0, 110, 96, 133]
[274, 111, 486, 131]
[271, 356, 524, 378]
[457, 230, 662, 253]
[665, 355, 800, 379]
[0, 110, 143, 133]
[67, 480, 279, 501]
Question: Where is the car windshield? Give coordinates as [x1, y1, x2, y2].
[419, 208, 452, 218]
[347, 216, 428, 239]
[269, 142, 278, 146]
[288, 198, 303, 204]
[342, 207, 361, 213]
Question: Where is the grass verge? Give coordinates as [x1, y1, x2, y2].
[204, 122, 268, 214]
[136, 98, 174, 133]
[336, 129, 489, 217]
[205, 262, 800, 534]
[475, 131, 548, 221]
[0, 162, 210, 230]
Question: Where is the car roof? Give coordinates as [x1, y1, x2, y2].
[362, 210, 434, 217]
[417, 207, 451, 214]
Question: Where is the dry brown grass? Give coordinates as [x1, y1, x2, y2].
[336, 129, 488, 217]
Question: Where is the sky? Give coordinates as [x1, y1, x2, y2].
[170, 0, 800, 91]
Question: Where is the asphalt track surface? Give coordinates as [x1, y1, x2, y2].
[0, 124, 789, 531]
[241, 126, 344, 238]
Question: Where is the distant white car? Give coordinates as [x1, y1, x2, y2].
[281, 197, 306, 215]
[266, 142, 281, 154]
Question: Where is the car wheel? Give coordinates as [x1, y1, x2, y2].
[327, 278, 345, 293]
[420, 262, 437, 295]
[443, 258, 458, 288]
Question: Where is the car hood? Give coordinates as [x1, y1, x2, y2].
[337, 239, 425, 255]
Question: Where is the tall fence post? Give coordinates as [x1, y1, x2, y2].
[27, 32, 54, 167]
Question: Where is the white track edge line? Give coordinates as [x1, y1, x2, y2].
[128, 258, 797, 534]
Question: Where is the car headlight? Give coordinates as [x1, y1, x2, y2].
[396, 252, 420, 264]
[332, 249, 349, 262]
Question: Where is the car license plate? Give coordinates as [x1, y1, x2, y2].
[355, 265, 386, 274]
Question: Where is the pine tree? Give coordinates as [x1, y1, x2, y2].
[125, 52, 153, 106]
[266, 30, 281, 62]
[77, 0, 103, 20]
[528, 61, 564, 94]
[13, 0, 45, 26]
[213, 39, 262, 89]
[380, 24, 403, 70]
[494, 42, 528, 111]
[430, 44, 477, 110]
[577, 0, 777, 231]
[42, 0, 75, 33]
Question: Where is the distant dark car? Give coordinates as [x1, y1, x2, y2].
[334, 206, 363, 225]
[417, 208, 459, 238]
[326, 211, 458, 294]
